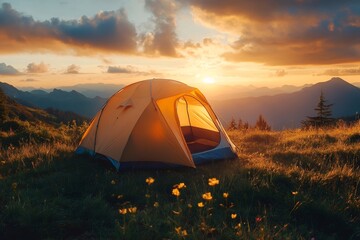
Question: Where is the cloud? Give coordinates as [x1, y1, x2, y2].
[107, 65, 136, 74]
[0, 63, 19, 75]
[140, 0, 179, 57]
[182, 40, 201, 49]
[0, 3, 137, 54]
[318, 67, 360, 76]
[102, 58, 113, 64]
[274, 69, 287, 77]
[66, 64, 80, 74]
[21, 78, 37, 82]
[107, 65, 160, 76]
[185, 0, 360, 65]
[27, 62, 48, 73]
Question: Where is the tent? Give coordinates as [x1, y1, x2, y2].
[76, 79, 237, 170]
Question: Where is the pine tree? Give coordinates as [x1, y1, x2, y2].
[228, 117, 237, 130]
[0, 87, 7, 124]
[302, 91, 334, 128]
[237, 118, 243, 130]
[255, 114, 271, 131]
[243, 121, 249, 130]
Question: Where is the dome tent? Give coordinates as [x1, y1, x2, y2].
[76, 79, 236, 170]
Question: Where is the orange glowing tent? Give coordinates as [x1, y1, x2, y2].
[76, 79, 236, 170]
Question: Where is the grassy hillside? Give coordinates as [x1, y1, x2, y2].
[0, 120, 359, 239]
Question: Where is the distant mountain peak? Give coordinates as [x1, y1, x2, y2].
[329, 77, 347, 83]
[310, 77, 358, 90]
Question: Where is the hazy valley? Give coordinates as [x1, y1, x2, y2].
[2, 77, 360, 129]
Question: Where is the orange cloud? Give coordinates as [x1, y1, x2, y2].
[187, 0, 360, 65]
[27, 62, 49, 73]
[66, 64, 80, 74]
[275, 69, 287, 77]
[0, 3, 137, 54]
[318, 67, 360, 76]
[107, 65, 161, 76]
[140, 0, 180, 57]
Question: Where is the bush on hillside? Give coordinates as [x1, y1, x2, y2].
[345, 133, 360, 144]
[0, 87, 8, 124]
[255, 115, 271, 131]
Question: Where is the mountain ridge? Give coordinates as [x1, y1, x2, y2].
[0, 82, 106, 118]
[2, 77, 359, 129]
[211, 77, 360, 129]
[19, 83, 125, 98]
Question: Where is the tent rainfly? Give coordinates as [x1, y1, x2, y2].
[76, 79, 237, 170]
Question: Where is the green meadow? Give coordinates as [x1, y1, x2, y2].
[0, 118, 359, 239]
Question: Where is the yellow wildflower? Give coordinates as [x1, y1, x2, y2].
[175, 227, 187, 236]
[175, 182, 186, 189]
[111, 180, 116, 185]
[231, 213, 237, 219]
[172, 188, 180, 197]
[175, 226, 181, 234]
[119, 208, 127, 215]
[223, 192, 229, 198]
[208, 177, 219, 186]
[291, 191, 298, 195]
[197, 202, 204, 208]
[146, 177, 155, 185]
[128, 207, 137, 213]
[153, 202, 159, 207]
[202, 192, 212, 201]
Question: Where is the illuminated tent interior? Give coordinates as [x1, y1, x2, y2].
[76, 79, 236, 170]
[177, 96, 220, 153]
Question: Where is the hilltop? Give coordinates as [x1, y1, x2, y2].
[0, 82, 106, 118]
[0, 97, 359, 239]
[0, 92, 88, 149]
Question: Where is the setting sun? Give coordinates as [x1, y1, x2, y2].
[202, 77, 215, 84]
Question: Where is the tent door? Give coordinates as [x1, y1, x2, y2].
[176, 96, 220, 153]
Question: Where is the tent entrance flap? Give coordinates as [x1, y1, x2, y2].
[176, 96, 220, 154]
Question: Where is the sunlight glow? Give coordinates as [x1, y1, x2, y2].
[202, 77, 215, 84]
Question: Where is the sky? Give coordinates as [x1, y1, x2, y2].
[0, 0, 360, 89]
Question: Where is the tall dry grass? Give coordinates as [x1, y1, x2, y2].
[0, 120, 359, 239]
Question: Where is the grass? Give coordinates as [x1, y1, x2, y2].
[0, 119, 359, 239]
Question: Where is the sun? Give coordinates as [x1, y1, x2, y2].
[202, 77, 215, 84]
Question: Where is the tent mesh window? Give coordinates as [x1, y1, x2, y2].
[176, 96, 220, 153]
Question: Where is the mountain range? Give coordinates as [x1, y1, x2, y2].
[0, 82, 106, 118]
[1, 77, 360, 129]
[197, 83, 313, 101]
[19, 82, 309, 100]
[0, 91, 87, 126]
[20, 83, 124, 98]
[211, 77, 360, 129]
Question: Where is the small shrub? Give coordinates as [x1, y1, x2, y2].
[0, 120, 22, 132]
[345, 133, 360, 144]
